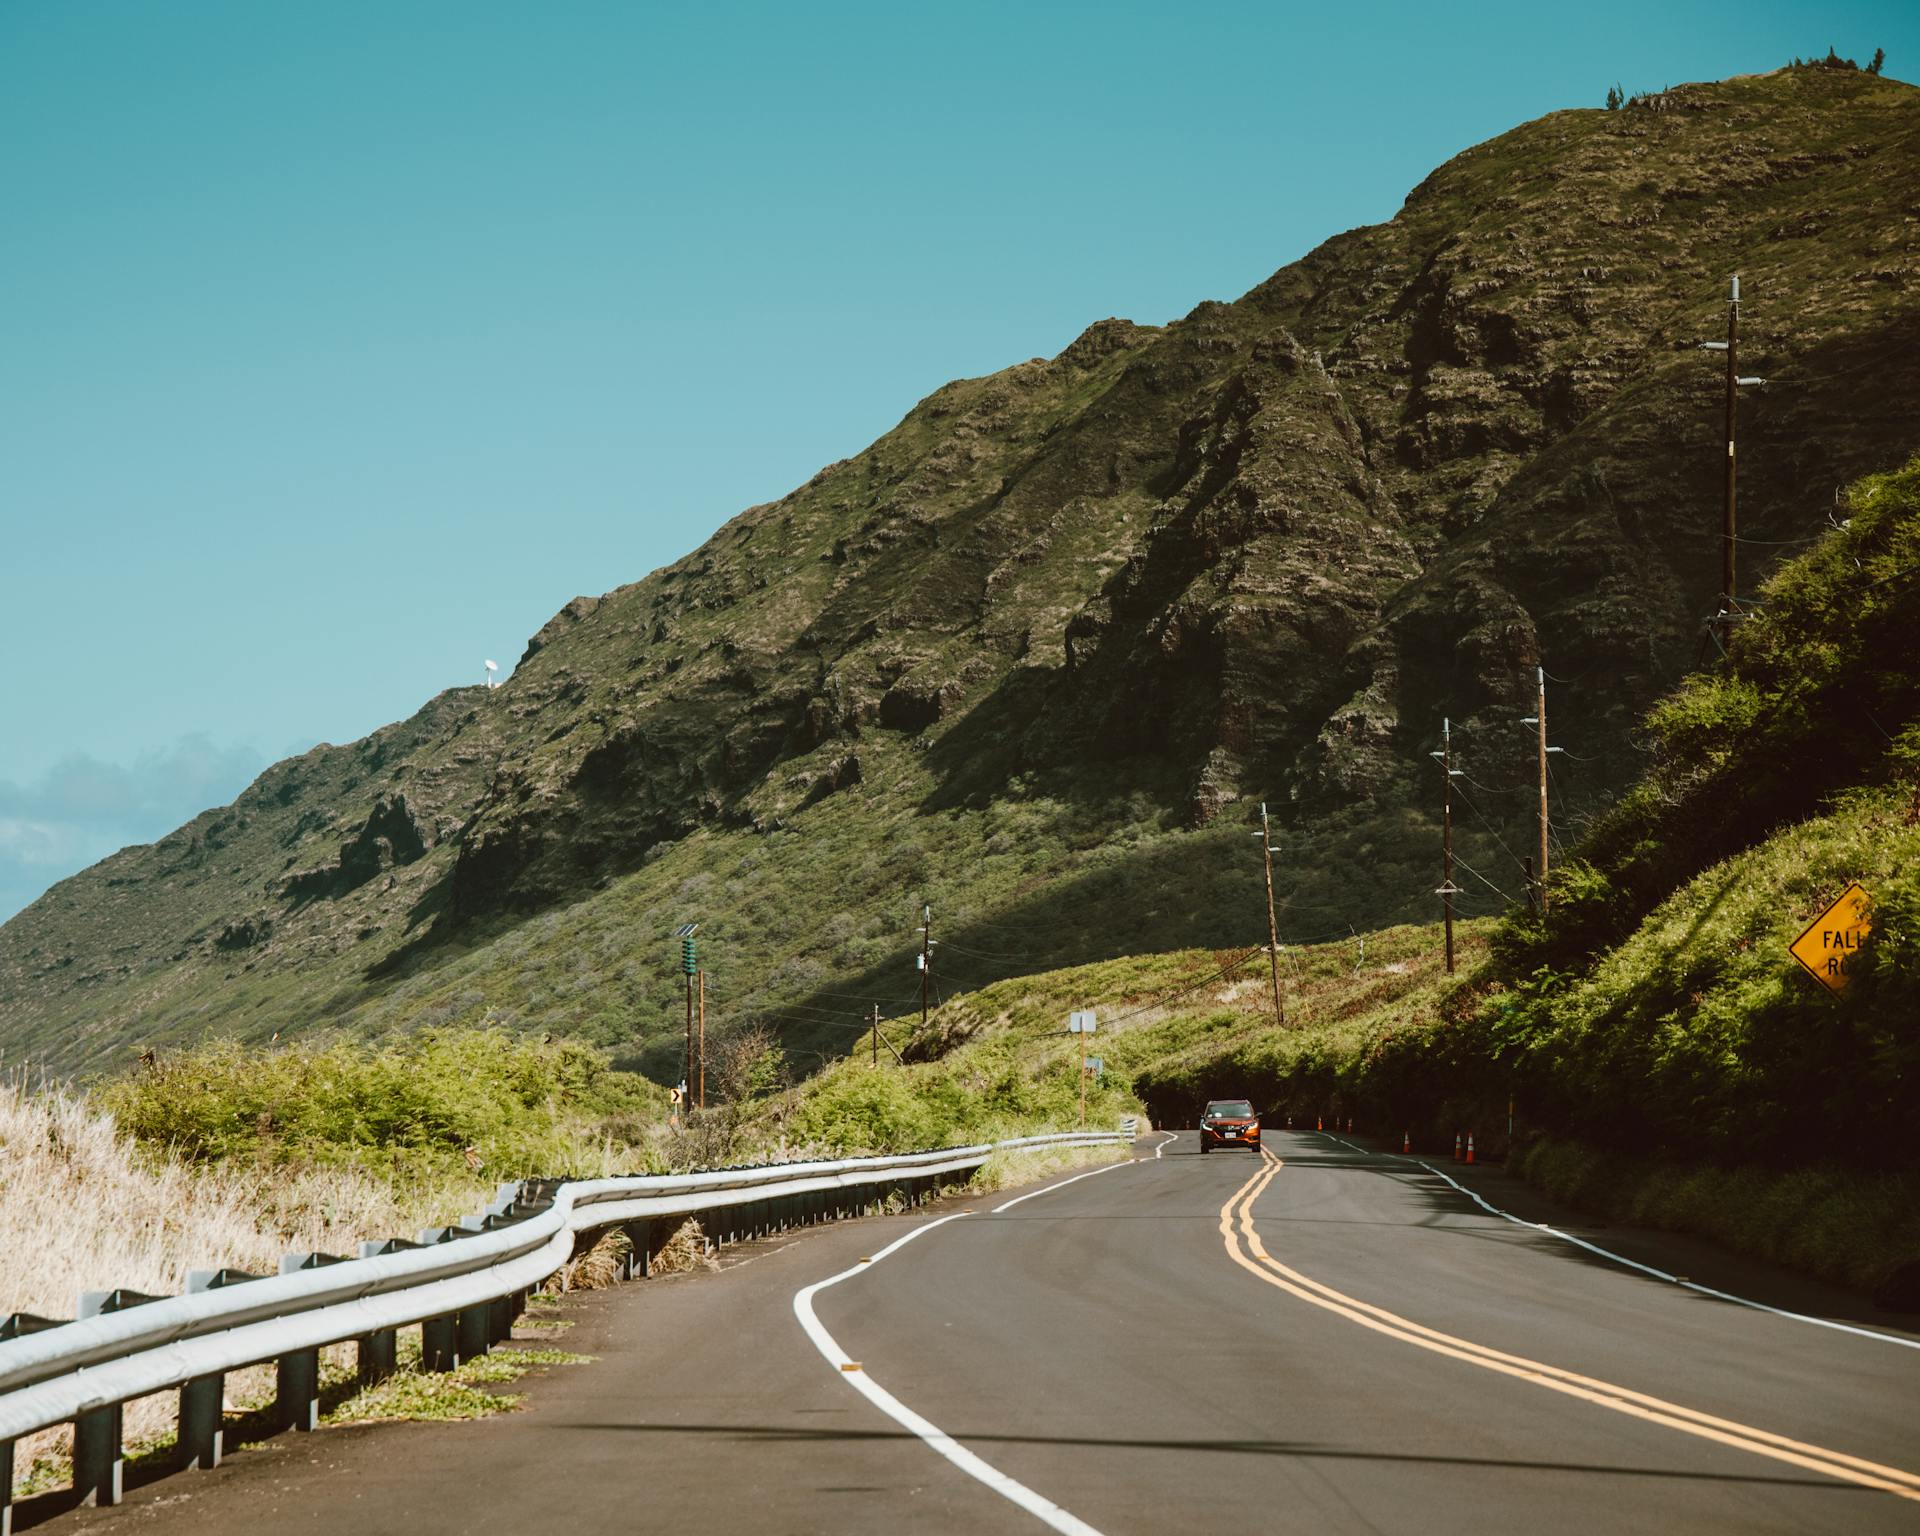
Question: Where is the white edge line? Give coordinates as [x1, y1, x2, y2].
[792, 1215, 1108, 1536]
[1154, 1131, 1176, 1159]
[991, 1156, 1134, 1214]
[1316, 1131, 1918, 1352]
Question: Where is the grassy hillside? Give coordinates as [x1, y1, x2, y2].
[6, 65, 1920, 1078]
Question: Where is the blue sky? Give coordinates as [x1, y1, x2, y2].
[2, 0, 1913, 920]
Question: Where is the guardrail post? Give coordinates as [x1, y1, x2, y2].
[357, 1327, 398, 1383]
[353, 1240, 409, 1382]
[73, 1291, 133, 1505]
[456, 1304, 490, 1363]
[422, 1314, 458, 1373]
[3, 1436, 15, 1535]
[71, 1402, 122, 1508]
[178, 1271, 234, 1469]
[276, 1348, 320, 1432]
[178, 1374, 224, 1470]
[274, 1255, 327, 1430]
[621, 1220, 652, 1279]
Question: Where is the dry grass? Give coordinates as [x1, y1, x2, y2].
[647, 1216, 715, 1276]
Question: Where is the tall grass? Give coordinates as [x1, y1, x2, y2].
[2, 1072, 461, 1496]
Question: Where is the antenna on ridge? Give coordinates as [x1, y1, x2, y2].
[484, 660, 499, 689]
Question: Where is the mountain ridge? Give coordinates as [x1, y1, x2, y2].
[5, 64, 1918, 1076]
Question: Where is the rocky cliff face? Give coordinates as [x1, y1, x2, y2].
[5, 65, 1918, 1073]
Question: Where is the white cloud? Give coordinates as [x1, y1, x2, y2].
[0, 736, 266, 923]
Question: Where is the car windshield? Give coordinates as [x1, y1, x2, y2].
[1207, 1102, 1254, 1119]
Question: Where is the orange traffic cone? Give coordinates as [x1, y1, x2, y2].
[1466, 1133, 1476, 1165]
[1453, 1132, 1463, 1162]
[1286, 1114, 1292, 1128]
[1401, 1131, 1411, 1153]
[1346, 1117, 1354, 1133]
[1316, 1115, 1323, 1131]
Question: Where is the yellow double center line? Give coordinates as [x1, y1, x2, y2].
[1219, 1149, 1920, 1503]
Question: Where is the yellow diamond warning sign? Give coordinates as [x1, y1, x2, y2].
[1788, 882, 1873, 994]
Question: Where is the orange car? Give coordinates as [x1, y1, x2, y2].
[1199, 1099, 1260, 1153]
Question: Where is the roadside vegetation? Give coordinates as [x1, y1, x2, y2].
[4, 1004, 1139, 1502]
[873, 459, 1920, 1296]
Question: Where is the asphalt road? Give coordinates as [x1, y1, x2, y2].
[41, 1131, 1920, 1535]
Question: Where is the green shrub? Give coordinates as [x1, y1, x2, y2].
[98, 1028, 659, 1179]
[1516, 1137, 1920, 1291]
[1492, 456, 1920, 981]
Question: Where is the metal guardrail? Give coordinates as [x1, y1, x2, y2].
[0, 1127, 1132, 1529]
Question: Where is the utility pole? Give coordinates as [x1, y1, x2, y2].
[1698, 275, 1766, 636]
[1535, 669, 1549, 912]
[1430, 719, 1461, 972]
[871, 1003, 879, 1068]
[697, 968, 706, 1110]
[1069, 1012, 1096, 1127]
[1721, 274, 1739, 613]
[1255, 804, 1285, 1029]
[919, 905, 932, 1030]
[1521, 670, 1565, 911]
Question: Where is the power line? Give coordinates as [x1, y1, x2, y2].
[1456, 769, 1532, 798]
[1099, 948, 1265, 1029]
[1451, 778, 1531, 874]
[1452, 853, 1517, 906]
[939, 938, 1046, 964]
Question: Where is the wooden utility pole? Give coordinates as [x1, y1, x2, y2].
[1257, 804, 1285, 1029]
[1699, 275, 1765, 639]
[871, 1003, 879, 1068]
[697, 969, 706, 1109]
[1534, 669, 1550, 912]
[1079, 1023, 1087, 1128]
[919, 905, 932, 1030]
[1721, 275, 1739, 612]
[1441, 718, 1457, 973]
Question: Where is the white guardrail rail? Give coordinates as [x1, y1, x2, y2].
[0, 1125, 1135, 1530]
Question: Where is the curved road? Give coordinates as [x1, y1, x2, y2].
[48, 1131, 1920, 1535]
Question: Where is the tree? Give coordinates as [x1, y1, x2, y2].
[1605, 84, 1623, 110]
[1869, 47, 1885, 76]
[670, 1022, 789, 1167]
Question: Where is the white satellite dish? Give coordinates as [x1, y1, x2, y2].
[484, 660, 499, 689]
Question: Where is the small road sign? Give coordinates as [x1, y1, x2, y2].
[1068, 1011, 1097, 1034]
[1788, 882, 1872, 993]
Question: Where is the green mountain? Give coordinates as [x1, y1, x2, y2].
[5, 63, 1918, 1078]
